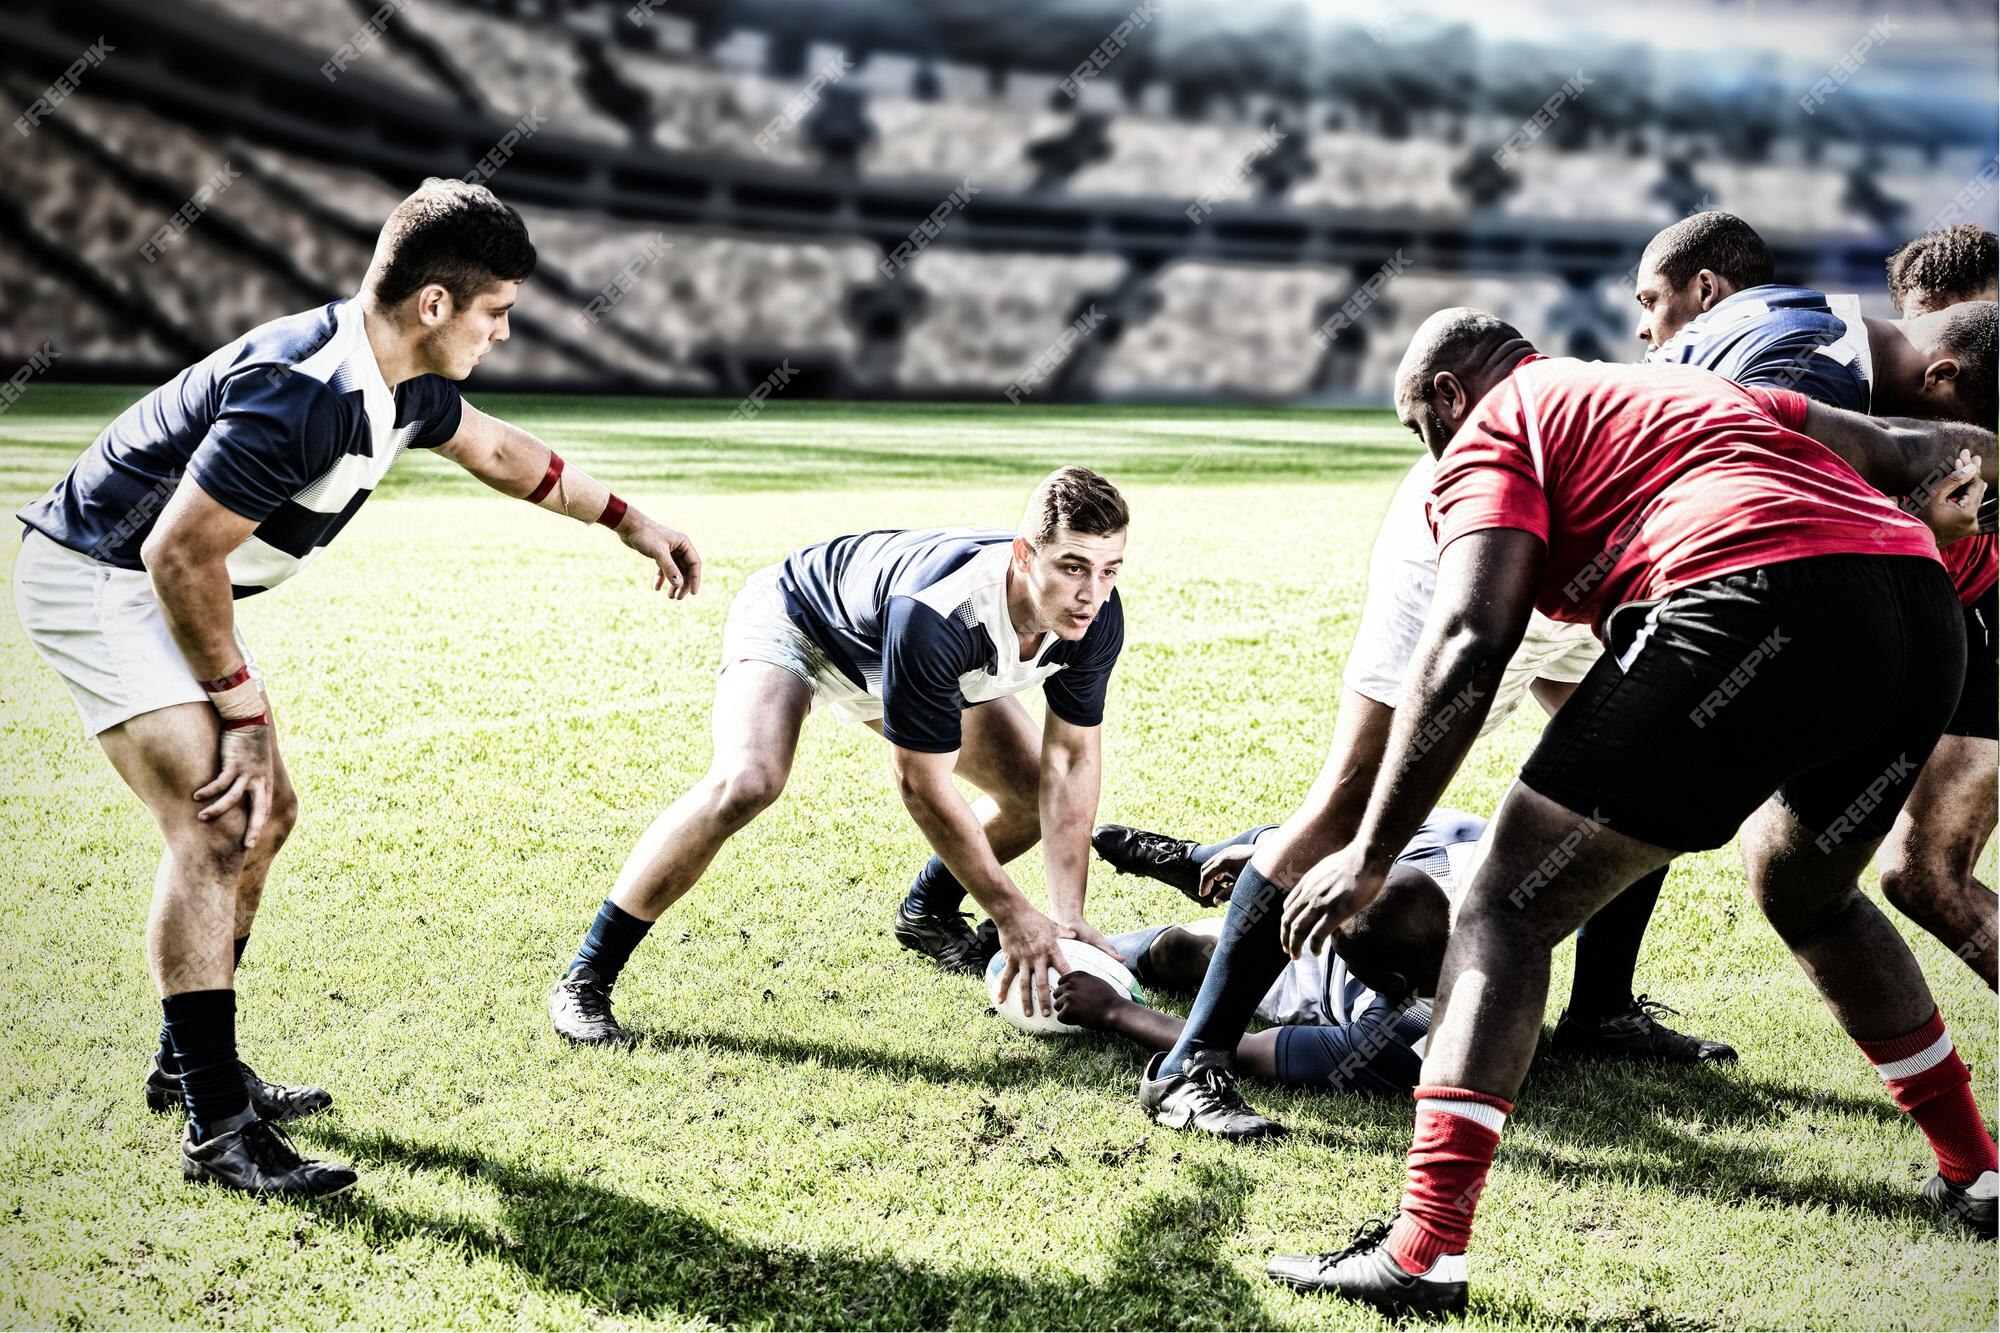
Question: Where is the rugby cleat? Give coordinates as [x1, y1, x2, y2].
[1550, 995, 1737, 1064]
[891, 903, 996, 975]
[182, 1117, 357, 1198]
[1922, 1169, 1998, 1238]
[1139, 1051, 1286, 1141]
[144, 1056, 332, 1123]
[1267, 1215, 1469, 1317]
[1091, 824, 1202, 900]
[548, 964, 633, 1045]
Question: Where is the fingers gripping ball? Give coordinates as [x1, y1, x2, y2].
[985, 940, 1144, 1035]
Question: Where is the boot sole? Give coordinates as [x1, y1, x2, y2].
[1266, 1269, 1466, 1316]
[182, 1160, 359, 1198]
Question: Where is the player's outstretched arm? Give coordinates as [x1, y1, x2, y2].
[1039, 714, 1122, 959]
[436, 401, 703, 597]
[1279, 528, 1542, 958]
[1794, 399, 1998, 529]
[892, 743, 1067, 1015]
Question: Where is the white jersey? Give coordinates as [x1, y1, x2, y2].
[1344, 454, 1601, 731]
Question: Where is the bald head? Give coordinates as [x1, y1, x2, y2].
[1393, 307, 1537, 456]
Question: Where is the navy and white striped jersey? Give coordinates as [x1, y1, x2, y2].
[18, 300, 462, 597]
[1646, 283, 1871, 412]
[777, 528, 1125, 753]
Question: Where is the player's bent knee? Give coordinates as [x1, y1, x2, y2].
[169, 810, 251, 881]
[707, 762, 788, 826]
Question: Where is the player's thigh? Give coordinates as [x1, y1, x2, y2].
[954, 694, 1042, 805]
[709, 660, 813, 782]
[1739, 795, 1881, 922]
[1455, 780, 1675, 951]
[96, 701, 237, 841]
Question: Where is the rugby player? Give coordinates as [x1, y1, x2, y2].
[1888, 223, 2000, 316]
[548, 467, 1129, 1045]
[1054, 812, 1483, 1105]
[1649, 280, 1999, 988]
[13, 180, 702, 1197]
[1263, 310, 1997, 1315]
[1630, 210, 1775, 351]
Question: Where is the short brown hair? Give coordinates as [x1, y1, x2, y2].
[1887, 223, 1999, 316]
[1021, 466, 1129, 546]
[364, 178, 536, 307]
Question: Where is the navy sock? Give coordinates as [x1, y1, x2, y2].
[1569, 865, 1669, 1021]
[902, 856, 970, 918]
[158, 936, 248, 1079]
[163, 989, 248, 1142]
[1160, 862, 1292, 1076]
[1190, 825, 1277, 870]
[570, 900, 653, 988]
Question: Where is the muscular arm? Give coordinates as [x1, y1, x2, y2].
[1039, 712, 1101, 929]
[1795, 399, 1997, 511]
[437, 400, 702, 595]
[1347, 528, 1543, 876]
[139, 477, 260, 682]
[891, 745, 1037, 923]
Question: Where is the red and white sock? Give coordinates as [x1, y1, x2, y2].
[1385, 1085, 1513, 1276]
[1858, 1007, 1997, 1186]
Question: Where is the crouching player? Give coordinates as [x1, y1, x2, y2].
[1264, 311, 1996, 1316]
[1054, 813, 1484, 1109]
[550, 468, 1130, 1045]
[12, 179, 702, 1197]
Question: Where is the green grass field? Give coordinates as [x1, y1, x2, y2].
[0, 387, 1993, 1330]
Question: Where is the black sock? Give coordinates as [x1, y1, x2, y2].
[163, 989, 248, 1142]
[1159, 862, 1291, 1076]
[902, 856, 969, 918]
[1569, 865, 1669, 1022]
[1190, 825, 1277, 869]
[569, 900, 653, 988]
[158, 935, 250, 1079]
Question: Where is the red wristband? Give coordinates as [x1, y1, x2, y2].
[526, 452, 565, 504]
[596, 494, 628, 530]
[200, 665, 252, 693]
[220, 713, 269, 732]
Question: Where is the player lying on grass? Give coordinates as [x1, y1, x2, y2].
[12, 179, 701, 1199]
[1888, 222, 1999, 316]
[1647, 273, 2000, 988]
[549, 467, 1129, 1046]
[1051, 813, 1483, 1106]
[1260, 310, 1997, 1317]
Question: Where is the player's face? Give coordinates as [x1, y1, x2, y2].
[1632, 260, 1704, 349]
[421, 279, 518, 379]
[1016, 528, 1125, 641]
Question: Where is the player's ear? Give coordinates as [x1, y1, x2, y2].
[414, 283, 453, 327]
[1012, 535, 1035, 571]
[1921, 356, 1961, 395]
[1695, 270, 1722, 310]
[1432, 371, 1465, 424]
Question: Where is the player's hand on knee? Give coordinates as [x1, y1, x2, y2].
[193, 723, 277, 850]
[1197, 844, 1255, 904]
[996, 909, 1067, 1018]
[1280, 849, 1384, 959]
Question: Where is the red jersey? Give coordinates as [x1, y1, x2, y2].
[1430, 356, 1943, 629]
[1942, 533, 1998, 607]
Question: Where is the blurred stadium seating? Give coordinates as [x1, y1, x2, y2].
[1, 0, 1992, 402]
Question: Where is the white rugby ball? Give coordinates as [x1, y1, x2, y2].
[985, 938, 1144, 1036]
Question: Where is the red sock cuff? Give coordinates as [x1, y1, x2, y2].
[1858, 1008, 1947, 1066]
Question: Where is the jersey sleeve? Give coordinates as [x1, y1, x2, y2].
[880, 596, 979, 753]
[1043, 588, 1125, 728]
[1742, 384, 1811, 433]
[186, 370, 344, 522]
[398, 374, 466, 450]
[1430, 372, 1551, 554]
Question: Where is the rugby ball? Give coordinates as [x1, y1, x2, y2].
[985, 938, 1144, 1036]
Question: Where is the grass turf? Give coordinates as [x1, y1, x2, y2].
[0, 387, 1993, 1330]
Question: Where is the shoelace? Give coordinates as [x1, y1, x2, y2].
[1188, 1063, 1255, 1118]
[1629, 994, 1687, 1026]
[240, 1119, 307, 1175]
[1132, 833, 1192, 867]
[1317, 1215, 1395, 1271]
[564, 976, 616, 1020]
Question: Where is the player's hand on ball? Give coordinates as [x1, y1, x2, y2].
[1197, 843, 1254, 903]
[621, 515, 703, 599]
[193, 722, 277, 850]
[1279, 848, 1386, 959]
[1055, 916, 1124, 962]
[995, 909, 1068, 1018]
[1052, 971, 1121, 1030]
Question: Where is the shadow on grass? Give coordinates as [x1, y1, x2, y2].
[636, 1024, 1081, 1094]
[309, 1126, 1272, 1330]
